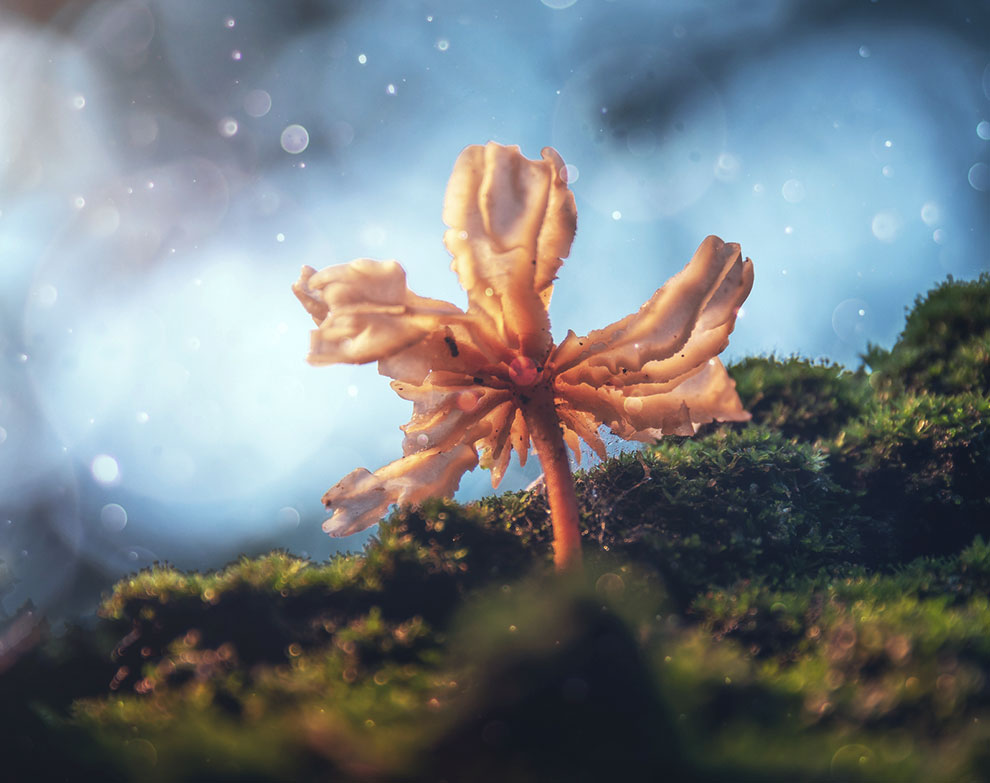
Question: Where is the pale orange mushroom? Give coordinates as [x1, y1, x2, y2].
[293, 142, 754, 570]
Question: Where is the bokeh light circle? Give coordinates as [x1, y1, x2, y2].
[781, 178, 806, 203]
[244, 89, 272, 118]
[560, 163, 579, 183]
[968, 162, 989, 192]
[277, 506, 301, 530]
[832, 298, 872, 344]
[91, 455, 121, 485]
[280, 124, 310, 154]
[713, 153, 740, 182]
[920, 201, 940, 225]
[100, 503, 128, 532]
[871, 209, 902, 242]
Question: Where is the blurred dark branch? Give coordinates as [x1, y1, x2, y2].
[577, 0, 989, 134]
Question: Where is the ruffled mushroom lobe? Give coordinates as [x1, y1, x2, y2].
[293, 258, 467, 366]
[321, 434, 485, 537]
[443, 142, 577, 361]
[551, 235, 753, 449]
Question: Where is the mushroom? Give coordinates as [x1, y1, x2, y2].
[294, 142, 754, 570]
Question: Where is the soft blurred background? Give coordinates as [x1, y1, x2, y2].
[0, 0, 987, 622]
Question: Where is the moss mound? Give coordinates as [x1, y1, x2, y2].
[831, 392, 990, 560]
[2, 275, 989, 782]
[862, 273, 990, 397]
[728, 355, 871, 442]
[484, 427, 866, 607]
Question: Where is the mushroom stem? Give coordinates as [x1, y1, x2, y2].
[520, 381, 583, 571]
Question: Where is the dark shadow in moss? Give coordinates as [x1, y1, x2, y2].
[829, 392, 990, 560]
[0, 606, 128, 782]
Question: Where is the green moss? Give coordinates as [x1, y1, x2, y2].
[484, 426, 865, 607]
[4, 274, 990, 781]
[829, 392, 990, 560]
[689, 557, 990, 745]
[91, 501, 531, 701]
[863, 273, 990, 396]
[728, 355, 871, 441]
[419, 576, 687, 783]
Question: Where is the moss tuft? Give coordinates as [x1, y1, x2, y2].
[829, 392, 990, 560]
[728, 355, 871, 441]
[862, 273, 990, 396]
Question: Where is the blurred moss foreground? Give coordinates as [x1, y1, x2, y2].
[3, 274, 990, 783]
